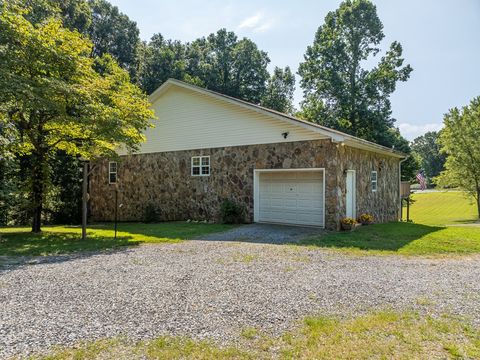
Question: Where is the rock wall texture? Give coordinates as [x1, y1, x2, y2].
[89, 140, 400, 230]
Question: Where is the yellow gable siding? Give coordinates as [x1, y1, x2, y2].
[133, 87, 326, 154]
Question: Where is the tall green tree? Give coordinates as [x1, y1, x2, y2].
[0, 5, 153, 232]
[298, 0, 412, 147]
[436, 97, 480, 218]
[261, 66, 296, 114]
[23, 0, 92, 33]
[139, 29, 271, 103]
[196, 29, 270, 103]
[89, 0, 141, 79]
[139, 34, 189, 94]
[23, 0, 141, 79]
[411, 131, 445, 180]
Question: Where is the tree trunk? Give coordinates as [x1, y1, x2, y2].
[477, 190, 480, 220]
[31, 151, 45, 233]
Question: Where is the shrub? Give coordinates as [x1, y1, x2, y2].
[144, 203, 160, 223]
[358, 213, 374, 225]
[220, 199, 245, 224]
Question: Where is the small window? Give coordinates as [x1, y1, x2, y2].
[109, 162, 117, 184]
[371, 171, 377, 192]
[191, 156, 210, 176]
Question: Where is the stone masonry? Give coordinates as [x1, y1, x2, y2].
[89, 139, 400, 230]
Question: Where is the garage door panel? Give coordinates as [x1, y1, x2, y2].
[257, 170, 324, 227]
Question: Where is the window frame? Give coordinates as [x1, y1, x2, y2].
[371, 170, 378, 192]
[191, 156, 210, 177]
[109, 161, 118, 184]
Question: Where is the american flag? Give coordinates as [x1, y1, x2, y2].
[416, 171, 427, 190]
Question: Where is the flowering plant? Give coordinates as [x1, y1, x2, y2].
[358, 213, 374, 224]
[341, 217, 357, 225]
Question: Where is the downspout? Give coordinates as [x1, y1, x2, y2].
[398, 156, 409, 221]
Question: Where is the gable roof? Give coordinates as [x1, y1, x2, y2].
[149, 79, 406, 159]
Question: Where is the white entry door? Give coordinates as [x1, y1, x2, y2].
[257, 170, 325, 227]
[346, 170, 356, 218]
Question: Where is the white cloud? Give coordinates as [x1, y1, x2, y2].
[238, 13, 263, 29]
[238, 12, 274, 32]
[398, 122, 443, 141]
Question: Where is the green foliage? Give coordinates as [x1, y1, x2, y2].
[139, 29, 271, 103]
[22, 0, 93, 34]
[0, 4, 154, 231]
[49, 152, 83, 224]
[298, 0, 412, 148]
[88, 0, 141, 79]
[23, 0, 141, 80]
[411, 131, 446, 180]
[383, 127, 418, 180]
[436, 97, 480, 218]
[138, 33, 189, 94]
[143, 203, 160, 223]
[260, 66, 296, 114]
[220, 199, 245, 224]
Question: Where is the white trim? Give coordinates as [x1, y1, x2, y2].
[108, 161, 117, 184]
[253, 168, 326, 228]
[191, 155, 210, 176]
[346, 170, 356, 219]
[371, 170, 378, 192]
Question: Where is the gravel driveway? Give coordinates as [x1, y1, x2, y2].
[1, 233, 480, 358]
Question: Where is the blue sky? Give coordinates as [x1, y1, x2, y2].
[109, 0, 480, 140]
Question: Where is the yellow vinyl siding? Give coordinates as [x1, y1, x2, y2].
[133, 87, 327, 154]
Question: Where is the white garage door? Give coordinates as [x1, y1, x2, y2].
[257, 170, 325, 227]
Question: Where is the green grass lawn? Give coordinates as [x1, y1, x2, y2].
[302, 191, 480, 256]
[35, 310, 480, 359]
[405, 191, 479, 225]
[0, 222, 234, 256]
[301, 222, 480, 256]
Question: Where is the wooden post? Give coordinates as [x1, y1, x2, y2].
[406, 197, 410, 222]
[114, 187, 118, 239]
[82, 161, 88, 240]
[400, 198, 403, 221]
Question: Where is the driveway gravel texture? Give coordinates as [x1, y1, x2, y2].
[1, 225, 480, 358]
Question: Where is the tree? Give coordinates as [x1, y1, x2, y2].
[139, 29, 271, 103]
[23, 0, 141, 79]
[89, 0, 141, 79]
[0, 5, 154, 232]
[139, 34, 189, 94]
[298, 0, 412, 147]
[411, 131, 445, 180]
[197, 29, 270, 103]
[261, 66, 296, 114]
[436, 97, 480, 218]
[385, 127, 419, 181]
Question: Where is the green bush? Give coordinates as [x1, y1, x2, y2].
[144, 203, 160, 223]
[220, 199, 245, 224]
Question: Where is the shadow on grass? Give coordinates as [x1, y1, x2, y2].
[0, 230, 139, 257]
[298, 222, 444, 253]
[86, 222, 237, 241]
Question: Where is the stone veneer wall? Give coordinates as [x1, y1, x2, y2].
[89, 139, 400, 230]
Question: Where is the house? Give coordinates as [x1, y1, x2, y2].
[89, 79, 405, 230]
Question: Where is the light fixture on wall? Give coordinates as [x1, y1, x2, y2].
[282, 132, 289, 139]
